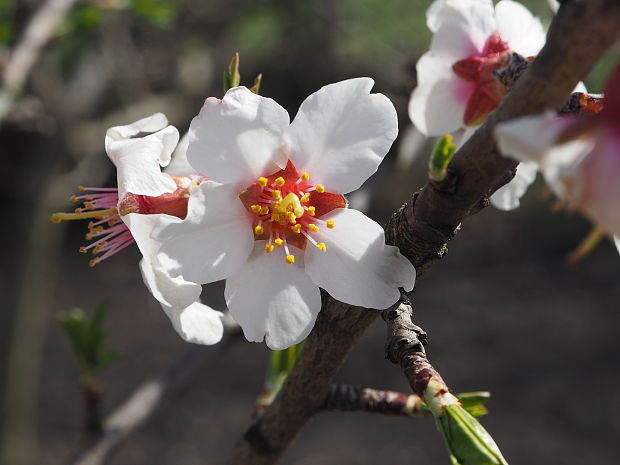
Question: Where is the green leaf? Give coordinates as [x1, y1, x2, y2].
[436, 404, 508, 465]
[58, 302, 120, 378]
[129, 0, 177, 28]
[223, 53, 241, 93]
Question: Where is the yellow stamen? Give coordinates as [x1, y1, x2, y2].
[265, 243, 275, 253]
[293, 224, 301, 233]
[89, 257, 100, 267]
[308, 224, 319, 232]
[326, 220, 335, 229]
[272, 190, 282, 200]
[287, 212, 296, 224]
[259, 206, 270, 215]
[257, 177, 268, 187]
[316, 242, 326, 252]
[274, 238, 284, 247]
[251, 205, 261, 214]
[254, 225, 265, 235]
[301, 171, 310, 181]
[79, 247, 87, 253]
[307, 206, 316, 216]
[300, 193, 310, 203]
[50, 208, 117, 223]
[315, 184, 325, 193]
[70, 195, 78, 203]
[285, 254, 295, 264]
[274, 177, 285, 186]
[78, 186, 87, 192]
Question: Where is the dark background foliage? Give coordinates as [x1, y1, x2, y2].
[1, 1, 619, 464]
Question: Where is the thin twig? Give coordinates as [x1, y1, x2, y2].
[226, 2, 620, 464]
[0, 0, 78, 122]
[321, 383, 425, 417]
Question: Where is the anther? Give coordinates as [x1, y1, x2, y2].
[300, 193, 310, 203]
[285, 254, 295, 264]
[257, 177, 268, 187]
[70, 195, 78, 203]
[89, 257, 100, 267]
[316, 242, 326, 252]
[251, 205, 261, 214]
[307, 206, 316, 216]
[274, 238, 284, 247]
[293, 224, 301, 233]
[79, 247, 87, 253]
[259, 206, 270, 215]
[301, 172, 310, 181]
[272, 190, 281, 200]
[254, 225, 265, 235]
[326, 220, 335, 229]
[265, 243, 275, 253]
[274, 177, 285, 187]
[315, 184, 325, 193]
[309, 224, 319, 232]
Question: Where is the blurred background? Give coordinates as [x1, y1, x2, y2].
[1, 0, 620, 464]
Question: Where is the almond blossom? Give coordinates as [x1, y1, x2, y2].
[409, 0, 545, 136]
[494, 64, 620, 242]
[52, 114, 223, 345]
[153, 79, 416, 350]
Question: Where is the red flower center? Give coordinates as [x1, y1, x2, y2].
[452, 31, 510, 126]
[239, 160, 346, 263]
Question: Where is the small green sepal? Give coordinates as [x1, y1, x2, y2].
[223, 53, 241, 93]
[429, 134, 457, 181]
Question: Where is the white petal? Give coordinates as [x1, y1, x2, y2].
[139, 256, 202, 310]
[285, 78, 398, 194]
[164, 131, 199, 177]
[154, 181, 254, 284]
[429, 0, 496, 59]
[225, 243, 321, 350]
[305, 209, 416, 309]
[490, 161, 538, 211]
[187, 87, 289, 186]
[161, 301, 224, 345]
[614, 236, 620, 255]
[574, 82, 588, 93]
[105, 114, 179, 197]
[121, 213, 166, 260]
[409, 53, 472, 136]
[495, 0, 545, 57]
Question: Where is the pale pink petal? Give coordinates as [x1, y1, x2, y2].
[409, 53, 472, 136]
[490, 161, 538, 211]
[285, 78, 398, 194]
[187, 87, 289, 187]
[494, 113, 564, 165]
[495, 0, 545, 57]
[160, 301, 224, 345]
[153, 182, 254, 284]
[224, 242, 321, 350]
[304, 209, 415, 309]
[495, 113, 593, 204]
[105, 114, 179, 197]
[429, 0, 496, 59]
[579, 130, 620, 237]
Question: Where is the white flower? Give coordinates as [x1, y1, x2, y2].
[489, 161, 538, 211]
[153, 79, 416, 350]
[494, 65, 620, 238]
[409, 0, 545, 136]
[53, 114, 224, 345]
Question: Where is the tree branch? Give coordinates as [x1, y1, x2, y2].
[321, 383, 425, 417]
[227, 2, 620, 464]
